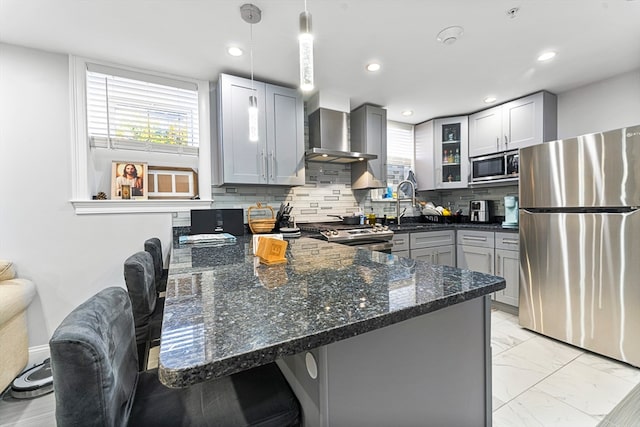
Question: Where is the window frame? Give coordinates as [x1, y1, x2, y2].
[69, 56, 212, 214]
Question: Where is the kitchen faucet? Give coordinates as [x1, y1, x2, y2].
[396, 180, 416, 225]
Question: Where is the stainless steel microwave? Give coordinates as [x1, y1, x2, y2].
[471, 151, 519, 183]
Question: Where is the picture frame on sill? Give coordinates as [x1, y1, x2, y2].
[111, 161, 148, 200]
[147, 167, 198, 199]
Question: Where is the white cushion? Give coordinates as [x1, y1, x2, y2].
[0, 259, 16, 281]
[0, 278, 36, 324]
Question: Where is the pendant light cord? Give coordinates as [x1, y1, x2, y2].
[250, 22, 254, 91]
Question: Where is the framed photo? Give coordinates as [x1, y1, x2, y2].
[111, 162, 148, 200]
[147, 167, 198, 199]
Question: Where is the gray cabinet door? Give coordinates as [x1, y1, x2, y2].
[469, 105, 502, 157]
[351, 105, 387, 189]
[502, 93, 542, 151]
[410, 247, 435, 264]
[433, 116, 469, 189]
[266, 85, 305, 185]
[456, 245, 494, 275]
[434, 245, 456, 267]
[495, 248, 519, 306]
[219, 74, 267, 184]
[414, 120, 435, 191]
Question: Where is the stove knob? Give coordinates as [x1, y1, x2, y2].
[331, 230, 339, 236]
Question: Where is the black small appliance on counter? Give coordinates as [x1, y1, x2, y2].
[190, 209, 245, 236]
[469, 200, 493, 223]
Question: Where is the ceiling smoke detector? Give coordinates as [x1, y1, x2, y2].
[436, 26, 464, 45]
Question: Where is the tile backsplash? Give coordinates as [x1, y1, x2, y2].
[419, 185, 519, 216]
[174, 171, 518, 226]
[174, 161, 362, 226]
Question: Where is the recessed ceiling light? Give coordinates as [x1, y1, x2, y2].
[227, 46, 243, 57]
[484, 97, 497, 104]
[537, 51, 556, 62]
[401, 110, 413, 116]
[436, 26, 464, 45]
[366, 63, 381, 72]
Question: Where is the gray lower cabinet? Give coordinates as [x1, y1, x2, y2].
[409, 230, 456, 267]
[215, 73, 304, 185]
[392, 230, 455, 266]
[456, 230, 495, 275]
[412, 246, 455, 266]
[494, 232, 520, 307]
[391, 233, 409, 253]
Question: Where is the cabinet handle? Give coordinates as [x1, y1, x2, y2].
[488, 253, 493, 274]
[463, 236, 487, 242]
[262, 151, 267, 181]
[435, 251, 439, 264]
[503, 238, 518, 245]
[496, 137, 499, 151]
[270, 150, 275, 180]
[496, 254, 500, 275]
[504, 134, 509, 146]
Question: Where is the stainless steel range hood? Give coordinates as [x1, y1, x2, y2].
[306, 108, 378, 163]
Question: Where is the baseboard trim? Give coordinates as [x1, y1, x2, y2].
[27, 345, 50, 369]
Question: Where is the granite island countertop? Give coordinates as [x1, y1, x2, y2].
[159, 235, 506, 388]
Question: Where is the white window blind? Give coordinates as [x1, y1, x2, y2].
[86, 65, 199, 155]
[387, 121, 415, 167]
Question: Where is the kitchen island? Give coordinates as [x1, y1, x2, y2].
[159, 235, 505, 426]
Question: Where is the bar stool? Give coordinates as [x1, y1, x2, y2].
[49, 287, 301, 427]
[144, 237, 168, 294]
[124, 251, 163, 370]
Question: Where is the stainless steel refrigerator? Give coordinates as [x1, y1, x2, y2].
[519, 125, 640, 367]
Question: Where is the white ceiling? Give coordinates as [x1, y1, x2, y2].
[1, 0, 639, 124]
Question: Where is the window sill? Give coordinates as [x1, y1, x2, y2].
[71, 199, 212, 215]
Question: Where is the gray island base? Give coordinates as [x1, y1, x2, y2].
[278, 297, 491, 427]
[160, 236, 504, 427]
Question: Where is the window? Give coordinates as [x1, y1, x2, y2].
[86, 63, 199, 155]
[387, 121, 415, 183]
[70, 56, 212, 212]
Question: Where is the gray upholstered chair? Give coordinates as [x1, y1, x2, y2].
[124, 251, 163, 370]
[144, 237, 168, 293]
[49, 287, 301, 427]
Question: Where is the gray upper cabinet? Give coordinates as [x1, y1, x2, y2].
[415, 116, 469, 190]
[414, 120, 435, 191]
[469, 91, 557, 158]
[215, 73, 304, 186]
[351, 104, 387, 189]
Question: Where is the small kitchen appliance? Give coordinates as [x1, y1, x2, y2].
[502, 196, 518, 228]
[469, 200, 492, 223]
[191, 209, 245, 236]
[471, 150, 519, 184]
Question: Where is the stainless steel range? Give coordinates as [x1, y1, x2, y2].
[298, 223, 394, 253]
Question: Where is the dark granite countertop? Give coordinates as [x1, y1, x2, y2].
[388, 222, 518, 233]
[159, 235, 506, 388]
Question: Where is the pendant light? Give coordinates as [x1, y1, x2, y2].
[241, 4, 261, 142]
[299, 0, 314, 92]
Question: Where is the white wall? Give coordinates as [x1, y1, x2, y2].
[0, 43, 172, 347]
[557, 69, 640, 139]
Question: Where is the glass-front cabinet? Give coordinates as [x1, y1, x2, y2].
[433, 116, 468, 188]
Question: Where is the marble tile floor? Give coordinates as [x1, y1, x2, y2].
[1, 308, 639, 426]
[491, 309, 640, 427]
